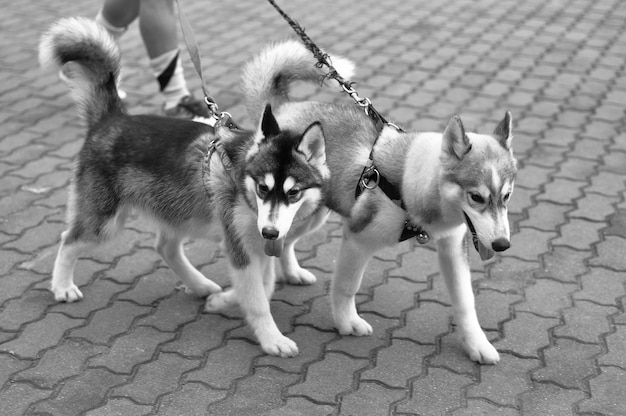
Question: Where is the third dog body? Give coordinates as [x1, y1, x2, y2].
[242, 40, 518, 364]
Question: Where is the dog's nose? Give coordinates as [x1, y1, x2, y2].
[262, 227, 279, 240]
[492, 238, 510, 252]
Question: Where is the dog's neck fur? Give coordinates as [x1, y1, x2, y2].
[374, 127, 457, 229]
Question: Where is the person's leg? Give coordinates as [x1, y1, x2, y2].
[99, 0, 140, 34]
[139, 0, 209, 119]
[92, 0, 139, 99]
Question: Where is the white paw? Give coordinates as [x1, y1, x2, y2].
[283, 267, 316, 285]
[182, 279, 222, 298]
[337, 314, 373, 336]
[463, 335, 500, 365]
[52, 284, 83, 303]
[204, 291, 236, 312]
[260, 334, 299, 357]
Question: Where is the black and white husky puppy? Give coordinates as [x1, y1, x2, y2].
[39, 18, 330, 357]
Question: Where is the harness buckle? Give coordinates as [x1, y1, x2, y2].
[360, 167, 380, 190]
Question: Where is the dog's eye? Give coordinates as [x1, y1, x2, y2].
[287, 188, 301, 200]
[257, 184, 269, 196]
[470, 193, 485, 204]
[503, 192, 511, 202]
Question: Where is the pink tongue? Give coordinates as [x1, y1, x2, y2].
[477, 240, 495, 261]
[264, 238, 285, 257]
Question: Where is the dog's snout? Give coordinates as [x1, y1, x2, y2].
[262, 227, 279, 240]
[492, 238, 510, 252]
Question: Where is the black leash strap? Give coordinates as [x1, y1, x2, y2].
[175, 0, 238, 130]
[265, 0, 390, 133]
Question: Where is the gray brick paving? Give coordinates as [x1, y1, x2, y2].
[1, 0, 626, 414]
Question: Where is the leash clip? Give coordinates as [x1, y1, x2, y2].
[360, 167, 380, 190]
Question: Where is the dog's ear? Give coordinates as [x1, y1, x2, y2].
[260, 104, 281, 141]
[494, 111, 513, 150]
[298, 122, 326, 164]
[442, 115, 471, 160]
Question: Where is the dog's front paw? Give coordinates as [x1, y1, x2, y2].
[51, 284, 83, 303]
[463, 334, 500, 365]
[260, 334, 299, 357]
[282, 267, 316, 286]
[182, 279, 222, 298]
[337, 315, 373, 336]
[204, 290, 236, 312]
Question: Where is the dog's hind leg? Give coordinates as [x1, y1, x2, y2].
[155, 231, 222, 297]
[280, 208, 330, 285]
[331, 225, 377, 337]
[437, 229, 500, 364]
[51, 229, 92, 302]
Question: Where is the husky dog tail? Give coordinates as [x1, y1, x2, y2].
[241, 39, 355, 124]
[39, 17, 123, 128]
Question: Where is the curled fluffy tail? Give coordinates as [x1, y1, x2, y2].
[39, 17, 124, 128]
[241, 39, 355, 125]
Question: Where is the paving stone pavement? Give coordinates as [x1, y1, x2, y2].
[1, 0, 625, 414]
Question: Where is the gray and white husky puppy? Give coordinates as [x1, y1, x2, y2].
[241, 40, 518, 364]
[39, 18, 330, 357]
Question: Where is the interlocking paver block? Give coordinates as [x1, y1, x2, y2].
[288, 352, 369, 403]
[111, 352, 200, 404]
[88, 326, 176, 374]
[0, 382, 52, 416]
[598, 326, 626, 368]
[186, 339, 260, 389]
[532, 338, 602, 389]
[494, 312, 559, 358]
[210, 367, 300, 416]
[0, 312, 83, 358]
[397, 367, 473, 414]
[33, 368, 128, 416]
[161, 314, 243, 358]
[519, 383, 586, 416]
[135, 290, 203, 332]
[467, 353, 539, 407]
[340, 382, 407, 416]
[452, 400, 520, 416]
[84, 399, 152, 416]
[554, 300, 618, 343]
[69, 300, 152, 344]
[265, 397, 335, 416]
[537, 246, 590, 283]
[14, 339, 106, 389]
[574, 267, 626, 306]
[359, 276, 424, 317]
[552, 218, 605, 250]
[156, 383, 228, 416]
[579, 367, 626, 416]
[590, 236, 626, 270]
[515, 279, 578, 318]
[393, 301, 452, 344]
[361, 339, 434, 387]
